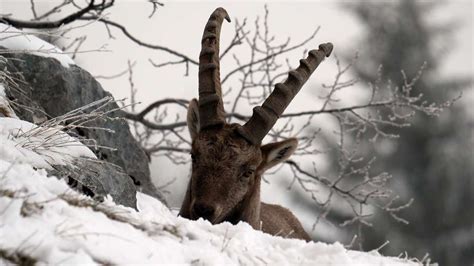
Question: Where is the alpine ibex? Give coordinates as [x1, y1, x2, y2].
[179, 7, 333, 241]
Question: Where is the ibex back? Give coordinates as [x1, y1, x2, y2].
[179, 7, 333, 241]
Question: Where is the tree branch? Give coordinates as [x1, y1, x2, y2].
[0, 0, 112, 29]
[221, 27, 320, 84]
[79, 16, 199, 65]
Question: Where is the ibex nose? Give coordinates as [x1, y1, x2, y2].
[193, 203, 215, 221]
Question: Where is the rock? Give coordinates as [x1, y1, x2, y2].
[49, 158, 138, 209]
[0, 49, 167, 206]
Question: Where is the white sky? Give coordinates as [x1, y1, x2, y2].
[1, 0, 472, 239]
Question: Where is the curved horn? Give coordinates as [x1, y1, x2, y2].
[237, 43, 333, 145]
[198, 7, 231, 130]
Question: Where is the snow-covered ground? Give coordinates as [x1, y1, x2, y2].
[0, 26, 421, 265]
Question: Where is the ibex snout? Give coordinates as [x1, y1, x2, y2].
[193, 202, 220, 222]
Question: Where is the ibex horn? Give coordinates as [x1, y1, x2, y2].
[237, 43, 333, 145]
[198, 7, 231, 130]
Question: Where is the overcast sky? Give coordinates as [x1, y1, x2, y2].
[1, 0, 472, 238]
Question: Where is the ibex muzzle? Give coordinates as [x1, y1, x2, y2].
[179, 7, 332, 241]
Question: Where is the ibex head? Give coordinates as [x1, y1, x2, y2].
[180, 8, 332, 228]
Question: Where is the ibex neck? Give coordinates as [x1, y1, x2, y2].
[227, 175, 262, 229]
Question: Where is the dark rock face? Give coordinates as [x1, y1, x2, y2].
[49, 158, 138, 209]
[0, 49, 166, 206]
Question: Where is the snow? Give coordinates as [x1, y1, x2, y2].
[0, 23, 74, 68]
[0, 117, 96, 169]
[0, 113, 419, 265]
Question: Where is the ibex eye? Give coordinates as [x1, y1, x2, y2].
[242, 169, 254, 179]
[190, 153, 196, 163]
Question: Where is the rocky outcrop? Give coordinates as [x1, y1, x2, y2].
[49, 158, 138, 209]
[0, 49, 166, 206]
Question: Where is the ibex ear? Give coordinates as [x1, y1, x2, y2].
[187, 99, 199, 141]
[259, 138, 298, 172]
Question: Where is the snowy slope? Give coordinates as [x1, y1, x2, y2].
[0, 118, 421, 265]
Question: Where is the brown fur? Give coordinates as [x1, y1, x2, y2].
[179, 121, 311, 241]
[179, 7, 331, 242]
[261, 203, 310, 241]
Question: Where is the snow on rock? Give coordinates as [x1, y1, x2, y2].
[0, 117, 96, 169]
[0, 117, 419, 265]
[0, 23, 74, 68]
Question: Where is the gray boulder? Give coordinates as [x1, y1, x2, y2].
[49, 158, 138, 209]
[0, 49, 167, 206]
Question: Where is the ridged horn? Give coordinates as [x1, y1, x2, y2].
[198, 7, 231, 130]
[237, 43, 333, 145]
